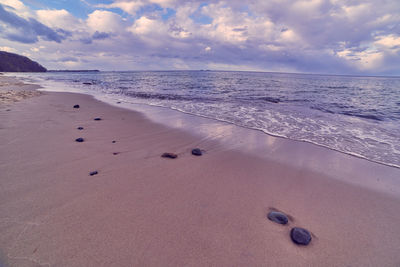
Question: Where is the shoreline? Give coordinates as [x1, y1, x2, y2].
[12, 71, 399, 170]
[92, 91, 400, 197]
[1, 76, 400, 266]
[106, 99, 400, 170]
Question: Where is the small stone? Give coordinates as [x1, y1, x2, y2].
[77, 127, 84, 130]
[75, 138, 84, 142]
[112, 140, 116, 143]
[113, 152, 120, 155]
[161, 152, 178, 159]
[191, 148, 202, 156]
[89, 171, 98, 176]
[83, 82, 92, 85]
[94, 117, 102, 121]
[117, 101, 121, 104]
[73, 104, 80, 108]
[267, 211, 289, 225]
[6, 109, 11, 111]
[290, 227, 312, 246]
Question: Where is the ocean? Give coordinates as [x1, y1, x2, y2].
[12, 71, 400, 168]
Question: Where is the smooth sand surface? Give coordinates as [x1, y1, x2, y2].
[1, 76, 400, 266]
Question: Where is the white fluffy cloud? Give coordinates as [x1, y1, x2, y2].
[0, 0, 31, 17]
[36, 9, 81, 30]
[87, 10, 125, 33]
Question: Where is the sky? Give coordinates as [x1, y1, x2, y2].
[0, 0, 399, 75]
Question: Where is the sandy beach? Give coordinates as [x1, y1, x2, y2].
[1, 75, 400, 266]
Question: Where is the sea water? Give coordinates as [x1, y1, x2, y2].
[12, 71, 400, 168]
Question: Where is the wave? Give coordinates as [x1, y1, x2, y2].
[325, 86, 349, 89]
[340, 112, 384, 121]
[15, 71, 400, 169]
[125, 91, 221, 102]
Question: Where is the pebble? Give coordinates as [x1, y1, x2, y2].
[89, 171, 98, 176]
[191, 148, 202, 156]
[112, 140, 116, 143]
[290, 227, 312, 245]
[117, 101, 121, 104]
[75, 138, 84, 142]
[113, 152, 120, 155]
[161, 152, 178, 159]
[77, 127, 84, 130]
[73, 104, 80, 108]
[83, 82, 92, 85]
[94, 117, 102, 121]
[267, 211, 289, 225]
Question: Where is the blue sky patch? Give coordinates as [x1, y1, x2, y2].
[189, 3, 212, 25]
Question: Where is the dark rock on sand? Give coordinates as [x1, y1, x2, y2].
[117, 101, 121, 104]
[113, 152, 120, 155]
[191, 148, 202, 156]
[290, 227, 312, 245]
[77, 127, 84, 130]
[94, 117, 102, 121]
[83, 82, 92, 85]
[112, 140, 116, 143]
[89, 171, 98, 176]
[75, 138, 84, 142]
[267, 211, 289, 225]
[73, 104, 80, 108]
[162, 152, 178, 159]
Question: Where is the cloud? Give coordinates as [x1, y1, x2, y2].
[96, 0, 178, 15]
[59, 56, 79, 62]
[0, 46, 16, 52]
[129, 16, 166, 36]
[80, 31, 112, 44]
[36, 9, 81, 30]
[86, 10, 125, 33]
[0, 0, 399, 75]
[92, 31, 111, 40]
[0, 0, 31, 18]
[96, 0, 145, 15]
[0, 4, 66, 43]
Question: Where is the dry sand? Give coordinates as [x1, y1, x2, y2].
[1, 76, 400, 266]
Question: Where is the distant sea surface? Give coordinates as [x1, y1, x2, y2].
[13, 71, 400, 168]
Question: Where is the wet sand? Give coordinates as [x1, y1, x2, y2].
[1, 76, 400, 266]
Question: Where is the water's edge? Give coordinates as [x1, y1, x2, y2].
[36, 79, 400, 170]
[7, 71, 400, 170]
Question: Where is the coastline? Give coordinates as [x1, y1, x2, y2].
[1, 76, 400, 266]
[12, 71, 400, 170]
